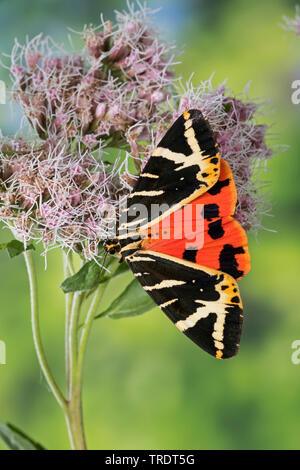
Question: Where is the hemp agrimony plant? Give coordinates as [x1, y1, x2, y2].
[0, 2, 274, 450]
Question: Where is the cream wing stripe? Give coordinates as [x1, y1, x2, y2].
[159, 298, 178, 308]
[129, 190, 164, 198]
[140, 173, 159, 179]
[144, 280, 185, 291]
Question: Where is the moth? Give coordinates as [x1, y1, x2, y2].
[104, 109, 250, 359]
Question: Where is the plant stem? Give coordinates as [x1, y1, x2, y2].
[65, 283, 106, 450]
[68, 291, 84, 395]
[63, 252, 74, 399]
[24, 251, 67, 413]
[77, 284, 106, 391]
[64, 290, 86, 450]
[64, 396, 86, 450]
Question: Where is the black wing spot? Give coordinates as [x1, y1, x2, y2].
[204, 203, 219, 219]
[208, 219, 225, 239]
[208, 178, 230, 195]
[183, 248, 198, 263]
[231, 296, 240, 303]
[219, 244, 245, 279]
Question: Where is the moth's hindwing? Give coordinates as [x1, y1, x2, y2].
[119, 109, 220, 236]
[139, 159, 251, 280]
[127, 250, 243, 359]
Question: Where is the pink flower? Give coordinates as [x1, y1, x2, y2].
[31, 72, 43, 88]
[47, 88, 59, 101]
[126, 128, 140, 157]
[83, 134, 97, 148]
[25, 51, 41, 69]
[70, 191, 81, 206]
[121, 50, 139, 68]
[129, 62, 147, 76]
[11, 64, 24, 78]
[54, 113, 69, 128]
[97, 121, 111, 135]
[224, 97, 257, 121]
[107, 103, 120, 119]
[95, 103, 107, 120]
[43, 57, 62, 72]
[69, 164, 83, 176]
[151, 90, 165, 104]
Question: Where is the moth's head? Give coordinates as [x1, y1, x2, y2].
[103, 238, 121, 255]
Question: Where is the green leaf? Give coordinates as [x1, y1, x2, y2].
[112, 262, 130, 278]
[100, 261, 130, 284]
[0, 240, 35, 258]
[60, 259, 104, 293]
[96, 278, 156, 320]
[0, 422, 45, 450]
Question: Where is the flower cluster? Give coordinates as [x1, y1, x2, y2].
[0, 2, 275, 260]
[174, 79, 273, 231]
[0, 138, 130, 258]
[8, 2, 176, 155]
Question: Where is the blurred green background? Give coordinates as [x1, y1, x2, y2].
[1, 0, 300, 450]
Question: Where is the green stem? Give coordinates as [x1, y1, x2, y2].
[64, 289, 86, 450]
[23, 251, 67, 412]
[63, 257, 107, 450]
[77, 284, 106, 390]
[64, 285, 105, 450]
[68, 285, 104, 450]
[65, 399, 86, 450]
[68, 291, 84, 395]
[63, 252, 74, 400]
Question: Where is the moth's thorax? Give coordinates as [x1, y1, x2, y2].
[103, 238, 121, 255]
[118, 232, 144, 258]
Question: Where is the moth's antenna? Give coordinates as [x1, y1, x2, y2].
[99, 250, 109, 278]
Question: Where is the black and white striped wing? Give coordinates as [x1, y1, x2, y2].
[126, 251, 243, 359]
[119, 109, 220, 234]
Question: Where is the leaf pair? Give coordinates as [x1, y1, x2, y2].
[60, 258, 129, 293]
[60, 259, 106, 293]
[96, 278, 156, 320]
[60, 256, 156, 320]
